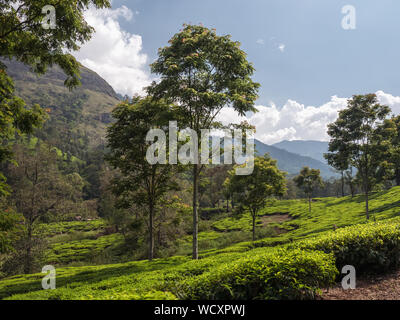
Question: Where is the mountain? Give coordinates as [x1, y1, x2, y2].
[3, 59, 120, 151]
[255, 140, 336, 178]
[273, 140, 329, 163]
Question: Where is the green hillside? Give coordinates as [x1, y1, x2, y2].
[1, 186, 400, 300]
[3, 59, 120, 149]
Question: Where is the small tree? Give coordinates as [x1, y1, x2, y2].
[106, 97, 179, 260]
[225, 155, 286, 241]
[149, 24, 260, 259]
[325, 94, 394, 219]
[294, 167, 323, 213]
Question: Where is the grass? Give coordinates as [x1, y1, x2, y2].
[2, 187, 400, 300]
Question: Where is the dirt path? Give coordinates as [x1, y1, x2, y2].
[260, 214, 291, 227]
[321, 270, 400, 300]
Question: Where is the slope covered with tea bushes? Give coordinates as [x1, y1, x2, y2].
[2, 187, 400, 300]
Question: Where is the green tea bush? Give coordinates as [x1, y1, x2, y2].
[291, 218, 400, 275]
[37, 220, 106, 237]
[178, 249, 337, 300]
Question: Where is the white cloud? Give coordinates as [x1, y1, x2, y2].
[73, 5, 152, 97]
[278, 43, 285, 52]
[256, 38, 265, 45]
[217, 91, 400, 145]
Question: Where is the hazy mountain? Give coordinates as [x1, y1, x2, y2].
[273, 140, 329, 163]
[255, 140, 336, 178]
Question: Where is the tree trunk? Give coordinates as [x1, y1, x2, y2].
[341, 171, 345, 197]
[365, 191, 369, 220]
[149, 203, 154, 261]
[396, 168, 400, 186]
[252, 213, 256, 242]
[363, 174, 370, 220]
[349, 181, 355, 198]
[24, 225, 33, 274]
[192, 164, 199, 260]
[226, 198, 229, 213]
[308, 196, 311, 213]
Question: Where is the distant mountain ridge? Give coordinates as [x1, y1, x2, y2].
[273, 140, 329, 163]
[255, 140, 336, 178]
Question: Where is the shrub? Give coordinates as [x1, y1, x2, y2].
[178, 249, 337, 300]
[290, 218, 400, 275]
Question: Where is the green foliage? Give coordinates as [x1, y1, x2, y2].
[1, 0, 111, 88]
[325, 94, 395, 218]
[4, 142, 86, 272]
[385, 115, 400, 185]
[225, 154, 286, 240]
[106, 97, 181, 260]
[293, 166, 323, 212]
[290, 217, 400, 275]
[0, 0, 112, 254]
[149, 24, 260, 119]
[0, 68, 47, 197]
[46, 233, 123, 265]
[3, 187, 400, 300]
[0, 206, 22, 253]
[178, 249, 337, 300]
[37, 220, 106, 237]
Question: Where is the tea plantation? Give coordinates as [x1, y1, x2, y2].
[2, 187, 400, 300]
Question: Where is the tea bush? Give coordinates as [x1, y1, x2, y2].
[178, 249, 337, 300]
[290, 217, 400, 275]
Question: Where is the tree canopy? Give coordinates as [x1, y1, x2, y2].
[294, 166, 323, 213]
[325, 94, 394, 219]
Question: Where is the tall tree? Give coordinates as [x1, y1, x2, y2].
[326, 94, 394, 219]
[149, 24, 260, 259]
[106, 97, 180, 260]
[294, 167, 323, 213]
[225, 155, 286, 241]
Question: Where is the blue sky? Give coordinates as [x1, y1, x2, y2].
[75, 1, 400, 144]
[111, 0, 400, 106]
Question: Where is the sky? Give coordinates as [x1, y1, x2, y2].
[73, 0, 400, 144]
